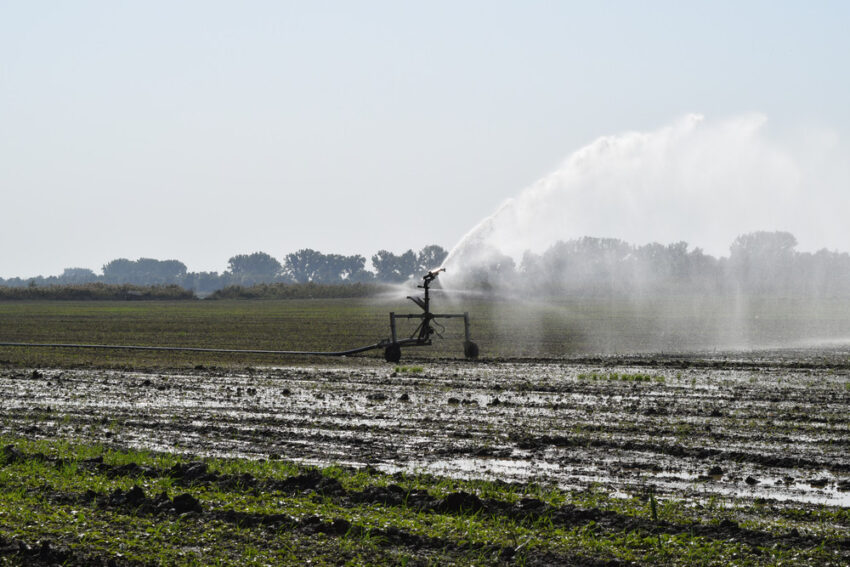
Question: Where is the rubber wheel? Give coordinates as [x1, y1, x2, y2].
[463, 341, 479, 360]
[384, 344, 402, 363]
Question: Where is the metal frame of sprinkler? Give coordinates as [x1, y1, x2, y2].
[384, 268, 479, 362]
[0, 269, 479, 363]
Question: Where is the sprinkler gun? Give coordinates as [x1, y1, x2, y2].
[384, 268, 478, 362]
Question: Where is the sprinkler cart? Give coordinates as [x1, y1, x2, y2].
[384, 268, 479, 362]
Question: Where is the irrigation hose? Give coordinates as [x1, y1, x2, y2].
[0, 341, 387, 357]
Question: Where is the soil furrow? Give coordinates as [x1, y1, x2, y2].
[5, 445, 846, 557]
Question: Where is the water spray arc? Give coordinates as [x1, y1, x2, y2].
[441, 113, 825, 282]
[0, 270, 479, 363]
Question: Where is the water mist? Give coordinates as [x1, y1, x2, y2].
[440, 114, 850, 355]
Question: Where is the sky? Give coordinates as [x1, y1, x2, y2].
[2, 1, 849, 278]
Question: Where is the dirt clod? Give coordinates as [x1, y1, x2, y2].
[432, 492, 484, 513]
[172, 493, 202, 514]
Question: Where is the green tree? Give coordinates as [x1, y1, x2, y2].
[102, 258, 186, 285]
[371, 249, 418, 282]
[283, 249, 327, 283]
[283, 249, 372, 283]
[729, 231, 798, 292]
[227, 252, 282, 285]
[102, 258, 135, 284]
[60, 267, 98, 284]
[416, 245, 449, 273]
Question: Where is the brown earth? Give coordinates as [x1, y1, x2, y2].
[2, 356, 848, 508]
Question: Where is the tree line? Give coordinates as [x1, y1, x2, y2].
[459, 231, 850, 297]
[0, 246, 450, 295]
[6, 232, 850, 299]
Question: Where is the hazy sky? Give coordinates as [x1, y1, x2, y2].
[2, 1, 849, 278]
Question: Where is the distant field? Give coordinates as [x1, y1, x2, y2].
[0, 299, 400, 367]
[2, 294, 850, 367]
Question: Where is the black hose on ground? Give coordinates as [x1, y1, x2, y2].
[0, 341, 386, 357]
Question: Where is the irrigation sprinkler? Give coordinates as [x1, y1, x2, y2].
[384, 268, 479, 362]
[0, 269, 479, 363]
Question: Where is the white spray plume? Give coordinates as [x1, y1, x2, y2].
[444, 114, 848, 280]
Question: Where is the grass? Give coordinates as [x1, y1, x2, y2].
[0, 283, 194, 301]
[0, 299, 400, 367]
[394, 365, 424, 374]
[5, 294, 850, 367]
[0, 436, 846, 566]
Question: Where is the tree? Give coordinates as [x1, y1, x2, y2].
[371, 249, 418, 283]
[535, 237, 632, 293]
[183, 271, 225, 295]
[284, 249, 327, 283]
[136, 258, 187, 285]
[465, 252, 516, 291]
[324, 254, 372, 283]
[730, 231, 797, 261]
[102, 258, 135, 284]
[60, 267, 98, 284]
[416, 245, 449, 273]
[729, 231, 798, 292]
[227, 252, 282, 285]
[283, 250, 373, 283]
[344, 256, 375, 283]
[102, 258, 187, 285]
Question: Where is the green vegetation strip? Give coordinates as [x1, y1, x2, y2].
[0, 436, 846, 566]
[0, 283, 194, 301]
[5, 296, 850, 366]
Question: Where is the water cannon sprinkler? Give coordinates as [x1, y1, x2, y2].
[386, 268, 478, 363]
[425, 267, 445, 280]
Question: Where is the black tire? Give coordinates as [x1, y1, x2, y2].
[384, 344, 402, 363]
[463, 341, 479, 360]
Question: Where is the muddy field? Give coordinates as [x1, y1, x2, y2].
[3, 356, 848, 509]
[1, 300, 848, 563]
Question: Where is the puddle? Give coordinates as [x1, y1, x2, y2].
[1, 361, 848, 507]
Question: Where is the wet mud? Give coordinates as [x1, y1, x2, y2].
[1, 357, 848, 512]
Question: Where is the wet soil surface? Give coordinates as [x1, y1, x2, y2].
[1, 356, 848, 510]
